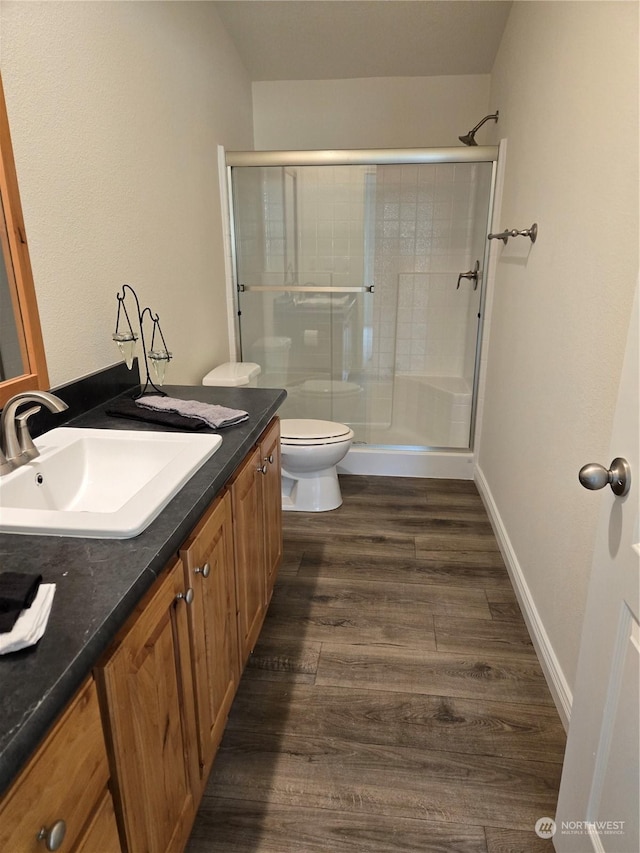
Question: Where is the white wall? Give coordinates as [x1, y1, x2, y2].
[1, 0, 254, 387]
[477, 1, 638, 710]
[253, 75, 490, 150]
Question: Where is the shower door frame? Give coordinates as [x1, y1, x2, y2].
[225, 146, 499, 454]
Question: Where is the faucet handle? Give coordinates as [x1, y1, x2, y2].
[0, 390, 68, 474]
[16, 405, 42, 461]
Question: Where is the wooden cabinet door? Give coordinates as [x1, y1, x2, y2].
[180, 490, 239, 786]
[95, 560, 198, 853]
[0, 678, 116, 853]
[260, 418, 282, 604]
[74, 787, 121, 853]
[230, 445, 266, 667]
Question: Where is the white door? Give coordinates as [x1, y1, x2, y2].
[554, 284, 639, 852]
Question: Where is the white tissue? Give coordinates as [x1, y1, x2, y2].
[0, 583, 56, 654]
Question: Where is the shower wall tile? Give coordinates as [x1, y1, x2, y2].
[297, 166, 369, 291]
[401, 164, 418, 183]
[397, 256, 415, 273]
[400, 202, 416, 220]
[371, 162, 479, 381]
[414, 254, 430, 273]
[233, 169, 268, 283]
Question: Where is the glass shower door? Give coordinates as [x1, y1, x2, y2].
[363, 161, 494, 447]
[229, 157, 494, 449]
[231, 164, 389, 429]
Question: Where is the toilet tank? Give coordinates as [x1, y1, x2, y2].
[202, 362, 261, 387]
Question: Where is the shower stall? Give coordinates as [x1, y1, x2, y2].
[225, 147, 497, 477]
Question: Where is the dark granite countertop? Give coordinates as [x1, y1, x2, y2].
[0, 383, 286, 797]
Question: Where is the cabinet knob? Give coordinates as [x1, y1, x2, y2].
[265, 453, 274, 464]
[195, 562, 211, 579]
[257, 464, 268, 475]
[175, 587, 194, 605]
[37, 820, 66, 851]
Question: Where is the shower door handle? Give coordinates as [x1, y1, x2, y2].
[456, 261, 480, 290]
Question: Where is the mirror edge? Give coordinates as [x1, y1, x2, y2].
[0, 71, 49, 407]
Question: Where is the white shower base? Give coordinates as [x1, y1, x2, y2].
[339, 446, 474, 479]
[351, 373, 472, 448]
[347, 374, 475, 479]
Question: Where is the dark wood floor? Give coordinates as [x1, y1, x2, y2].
[187, 476, 566, 853]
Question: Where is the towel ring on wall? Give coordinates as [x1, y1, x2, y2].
[488, 223, 538, 245]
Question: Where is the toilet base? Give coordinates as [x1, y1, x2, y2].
[281, 465, 343, 512]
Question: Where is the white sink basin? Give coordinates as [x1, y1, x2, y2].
[0, 428, 222, 538]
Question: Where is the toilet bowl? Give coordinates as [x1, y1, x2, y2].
[280, 418, 354, 513]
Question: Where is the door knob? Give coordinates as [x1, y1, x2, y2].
[578, 458, 631, 497]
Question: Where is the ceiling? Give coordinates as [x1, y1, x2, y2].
[212, 1, 513, 81]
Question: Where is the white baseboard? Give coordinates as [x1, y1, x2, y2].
[474, 465, 572, 731]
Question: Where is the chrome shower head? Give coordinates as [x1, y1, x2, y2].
[458, 111, 499, 146]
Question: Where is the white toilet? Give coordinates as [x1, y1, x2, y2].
[280, 419, 354, 513]
[202, 363, 354, 513]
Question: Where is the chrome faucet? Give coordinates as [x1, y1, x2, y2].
[0, 391, 68, 475]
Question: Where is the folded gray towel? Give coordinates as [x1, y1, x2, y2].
[136, 396, 249, 429]
[107, 398, 206, 430]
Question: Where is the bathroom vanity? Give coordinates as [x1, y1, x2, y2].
[0, 384, 285, 852]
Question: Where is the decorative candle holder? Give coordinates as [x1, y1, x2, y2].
[112, 284, 172, 398]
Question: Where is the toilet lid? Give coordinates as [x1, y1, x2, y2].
[280, 418, 353, 445]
